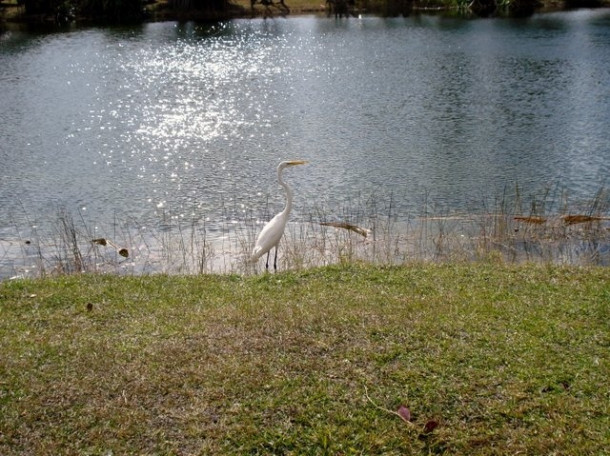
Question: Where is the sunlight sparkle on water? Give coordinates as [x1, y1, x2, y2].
[2, 14, 610, 278]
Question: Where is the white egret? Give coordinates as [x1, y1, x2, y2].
[251, 160, 307, 270]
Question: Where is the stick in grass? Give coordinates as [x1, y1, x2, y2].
[363, 384, 413, 425]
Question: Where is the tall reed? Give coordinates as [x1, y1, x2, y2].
[1, 186, 608, 280]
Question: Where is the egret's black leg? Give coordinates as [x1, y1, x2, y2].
[265, 251, 270, 270]
[274, 246, 279, 271]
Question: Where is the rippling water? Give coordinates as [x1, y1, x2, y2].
[1, 10, 610, 274]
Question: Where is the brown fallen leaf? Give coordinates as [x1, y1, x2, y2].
[397, 405, 411, 423]
[422, 419, 439, 434]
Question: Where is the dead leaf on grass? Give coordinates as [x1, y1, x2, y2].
[422, 419, 439, 434]
[397, 405, 411, 423]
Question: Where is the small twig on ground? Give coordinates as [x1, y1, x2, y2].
[363, 384, 414, 426]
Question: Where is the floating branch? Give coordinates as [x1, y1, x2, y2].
[320, 221, 371, 238]
[514, 216, 547, 225]
[561, 215, 610, 226]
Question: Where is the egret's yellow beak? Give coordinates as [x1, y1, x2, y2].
[287, 160, 307, 166]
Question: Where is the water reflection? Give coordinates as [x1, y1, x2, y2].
[1, 11, 610, 276]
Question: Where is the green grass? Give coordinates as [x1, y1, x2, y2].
[1, 263, 609, 454]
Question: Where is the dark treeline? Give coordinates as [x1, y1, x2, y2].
[5, 0, 608, 26]
[18, 0, 233, 23]
[332, 0, 607, 18]
[24, 0, 145, 22]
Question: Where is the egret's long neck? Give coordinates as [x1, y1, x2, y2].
[278, 167, 293, 216]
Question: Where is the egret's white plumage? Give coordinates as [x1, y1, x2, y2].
[251, 160, 307, 270]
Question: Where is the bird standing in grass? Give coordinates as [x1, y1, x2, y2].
[251, 160, 307, 271]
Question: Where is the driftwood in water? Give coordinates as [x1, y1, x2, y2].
[514, 214, 610, 226]
[320, 221, 370, 238]
[561, 215, 609, 226]
[514, 216, 547, 225]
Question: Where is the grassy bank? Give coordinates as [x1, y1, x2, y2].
[1, 263, 609, 454]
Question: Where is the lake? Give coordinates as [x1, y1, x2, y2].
[1, 10, 610, 276]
